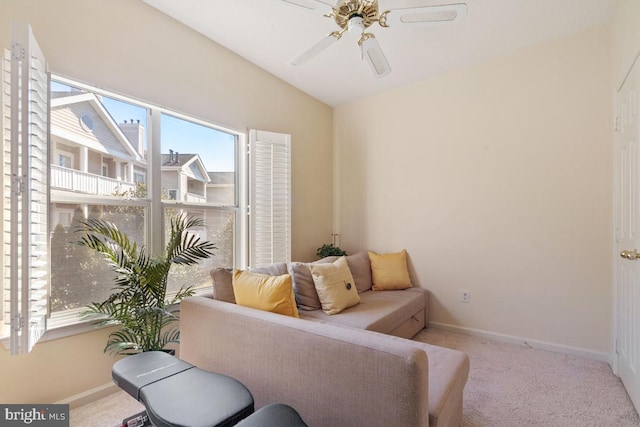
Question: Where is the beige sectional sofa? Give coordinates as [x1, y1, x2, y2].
[179, 252, 470, 426]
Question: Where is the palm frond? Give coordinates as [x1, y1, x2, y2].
[79, 214, 215, 356]
[166, 215, 216, 265]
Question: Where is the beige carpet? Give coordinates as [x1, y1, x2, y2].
[415, 328, 639, 427]
[70, 328, 640, 426]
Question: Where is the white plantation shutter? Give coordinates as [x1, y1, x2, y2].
[249, 130, 291, 267]
[3, 23, 49, 355]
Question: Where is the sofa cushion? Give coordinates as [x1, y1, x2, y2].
[317, 251, 373, 293]
[368, 250, 412, 291]
[210, 268, 235, 303]
[287, 262, 322, 311]
[300, 287, 426, 336]
[211, 264, 289, 304]
[250, 262, 288, 276]
[309, 257, 360, 315]
[232, 269, 299, 318]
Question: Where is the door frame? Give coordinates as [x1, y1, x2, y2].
[612, 48, 640, 413]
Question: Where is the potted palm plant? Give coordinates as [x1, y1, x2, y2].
[77, 214, 216, 356]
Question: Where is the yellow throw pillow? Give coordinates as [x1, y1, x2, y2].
[232, 269, 299, 318]
[368, 249, 412, 291]
[309, 257, 360, 315]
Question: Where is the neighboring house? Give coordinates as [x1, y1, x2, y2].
[50, 91, 145, 226]
[206, 171, 235, 206]
[50, 90, 222, 225]
[48, 89, 234, 311]
[161, 151, 209, 203]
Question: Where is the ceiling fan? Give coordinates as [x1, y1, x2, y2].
[284, 0, 468, 77]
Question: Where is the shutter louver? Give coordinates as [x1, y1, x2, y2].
[5, 23, 49, 355]
[249, 130, 291, 267]
[2, 50, 10, 333]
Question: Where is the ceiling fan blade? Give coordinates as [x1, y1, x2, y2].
[383, 3, 468, 26]
[360, 35, 391, 77]
[281, 0, 334, 13]
[289, 32, 341, 66]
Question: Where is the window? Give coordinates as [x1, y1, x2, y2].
[47, 81, 240, 318]
[160, 113, 238, 292]
[53, 209, 74, 229]
[2, 23, 290, 354]
[79, 113, 93, 132]
[57, 151, 73, 168]
[134, 171, 146, 184]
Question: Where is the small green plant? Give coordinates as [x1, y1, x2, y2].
[316, 243, 347, 259]
[77, 214, 216, 355]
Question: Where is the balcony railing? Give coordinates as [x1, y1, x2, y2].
[185, 192, 207, 203]
[51, 165, 136, 196]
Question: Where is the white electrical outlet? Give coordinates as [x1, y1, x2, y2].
[460, 289, 471, 303]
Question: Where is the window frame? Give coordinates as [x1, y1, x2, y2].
[56, 149, 73, 169]
[43, 75, 245, 336]
[2, 68, 291, 347]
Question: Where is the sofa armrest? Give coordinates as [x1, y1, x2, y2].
[180, 296, 429, 427]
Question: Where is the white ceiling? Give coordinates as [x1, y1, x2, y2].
[141, 0, 617, 106]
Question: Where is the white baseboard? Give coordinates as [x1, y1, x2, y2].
[428, 321, 611, 363]
[56, 382, 118, 409]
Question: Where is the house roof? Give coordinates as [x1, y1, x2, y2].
[162, 152, 210, 183]
[207, 172, 234, 185]
[50, 91, 143, 162]
[161, 153, 197, 167]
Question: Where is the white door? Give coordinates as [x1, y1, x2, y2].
[614, 55, 640, 414]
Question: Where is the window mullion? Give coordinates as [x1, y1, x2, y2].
[149, 108, 163, 256]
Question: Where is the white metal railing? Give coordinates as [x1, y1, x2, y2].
[50, 165, 136, 196]
[185, 192, 207, 203]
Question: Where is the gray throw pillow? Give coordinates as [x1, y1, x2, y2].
[210, 268, 235, 303]
[317, 251, 372, 293]
[250, 262, 288, 276]
[287, 262, 322, 310]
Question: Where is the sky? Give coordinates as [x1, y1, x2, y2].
[51, 80, 236, 172]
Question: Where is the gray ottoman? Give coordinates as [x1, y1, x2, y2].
[112, 351, 254, 427]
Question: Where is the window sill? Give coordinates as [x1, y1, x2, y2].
[1, 289, 210, 350]
[1, 318, 106, 350]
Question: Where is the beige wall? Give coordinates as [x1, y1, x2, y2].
[0, 0, 332, 403]
[334, 25, 613, 353]
[1, 0, 631, 406]
[0, 328, 119, 404]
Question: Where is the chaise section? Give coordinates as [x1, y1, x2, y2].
[299, 287, 428, 339]
[180, 296, 469, 427]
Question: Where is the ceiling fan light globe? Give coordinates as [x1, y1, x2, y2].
[348, 16, 365, 35]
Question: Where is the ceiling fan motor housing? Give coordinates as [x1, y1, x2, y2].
[334, 0, 380, 30]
